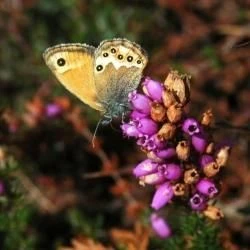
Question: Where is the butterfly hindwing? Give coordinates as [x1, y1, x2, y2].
[93, 38, 148, 117]
[43, 43, 104, 111]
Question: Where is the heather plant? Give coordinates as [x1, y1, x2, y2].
[122, 71, 230, 244]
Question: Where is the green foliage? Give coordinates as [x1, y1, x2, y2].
[0, 204, 37, 250]
[150, 212, 222, 250]
[0, 157, 37, 250]
[66, 208, 104, 239]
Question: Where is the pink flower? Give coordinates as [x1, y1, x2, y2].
[136, 118, 158, 136]
[142, 77, 163, 102]
[133, 159, 158, 177]
[151, 183, 174, 210]
[196, 179, 218, 198]
[121, 122, 140, 138]
[151, 213, 172, 238]
[192, 133, 208, 153]
[128, 91, 151, 114]
[189, 193, 207, 211]
[182, 118, 200, 135]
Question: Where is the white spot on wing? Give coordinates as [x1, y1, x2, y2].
[95, 44, 144, 73]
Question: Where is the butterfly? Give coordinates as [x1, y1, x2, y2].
[43, 38, 148, 123]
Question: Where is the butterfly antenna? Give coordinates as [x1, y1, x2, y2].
[92, 118, 103, 148]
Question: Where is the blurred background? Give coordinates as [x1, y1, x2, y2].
[1, 0, 250, 249]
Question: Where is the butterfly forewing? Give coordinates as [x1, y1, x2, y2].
[43, 43, 104, 111]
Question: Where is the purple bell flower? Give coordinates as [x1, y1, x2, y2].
[136, 118, 158, 136]
[189, 193, 207, 211]
[128, 91, 151, 114]
[136, 134, 149, 147]
[155, 148, 176, 159]
[121, 122, 140, 138]
[133, 159, 158, 177]
[146, 140, 157, 151]
[130, 110, 148, 120]
[146, 134, 166, 151]
[182, 118, 200, 136]
[196, 179, 218, 198]
[142, 77, 164, 102]
[151, 183, 174, 210]
[158, 163, 182, 181]
[150, 213, 172, 238]
[192, 133, 208, 153]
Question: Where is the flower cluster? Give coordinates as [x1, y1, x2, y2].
[121, 71, 231, 238]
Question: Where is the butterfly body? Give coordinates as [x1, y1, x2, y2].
[43, 38, 148, 122]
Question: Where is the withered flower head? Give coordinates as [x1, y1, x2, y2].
[184, 168, 199, 184]
[173, 183, 186, 196]
[203, 205, 224, 220]
[205, 142, 214, 154]
[203, 162, 220, 177]
[201, 109, 214, 126]
[162, 89, 177, 108]
[157, 123, 176, 141]
[151, 102, 167, 122]
[166, 104, 183, 123]
[216, 146, 231, 167]
[164, 70, 191, 105]
[176, 141, 190, 161]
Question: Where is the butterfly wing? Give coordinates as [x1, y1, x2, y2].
[93, 38, 148, 117]
[43, 43, 104, 111]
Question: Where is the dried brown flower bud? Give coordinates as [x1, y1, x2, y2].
[216, 146, 230, 167]
[203, 205, 224, 220]
[173, 183, 186, 196]
[176, 140, 190, 161]
[151, 102, 167, 122]
[167, 103, 183, 123]
[201, 109, 214, 126]
[164, 70, 191, 105]
[184, 168, 199, 184]
[203, 162, 220, 177]
[164, 70, 179, 89]
[162, 89, 177, 108]
[205, 142, 214, 154]
[157, 123, 176, 141]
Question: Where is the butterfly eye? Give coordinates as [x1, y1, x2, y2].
[137, 59, 142, 64]
[103, 52, 108, 57]
[57, 58, 66, 66]
[111, 48, 116, 53]
[127, 56, 133, 62]
[96, 65, 103, 71]
[118, 55, 123, 60]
